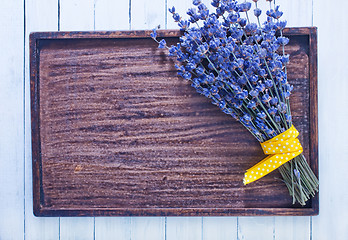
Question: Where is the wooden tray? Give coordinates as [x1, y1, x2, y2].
[30, 28, 318, 216]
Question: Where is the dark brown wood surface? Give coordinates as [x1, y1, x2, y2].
[30, 28, 318, 216]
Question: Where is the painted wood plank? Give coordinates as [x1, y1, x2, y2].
[203, 217, 237, 240]
[0, 0, 24, 239]
[166, 217, 202, 240]
[24, 0, 60, 239]
[60, 218, 95, 240]
[130, 217, 165, 240]
[60, 0, 95, 31]
[238, 217, 274, 240]
[94, 0, 130, 30]
[274, 217, 310, 240]
[95, 218, 131, 240]
[131, 0, 165, 30]
[59, 0, 95, 238]
[312, 0, 348, 239]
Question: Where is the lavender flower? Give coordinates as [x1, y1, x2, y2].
[158, 39, 166, 49]
[168, 6, 175, 14]
[193, 0, 201, 6]
[277, 37, 290, 45]
[150, 29, 157, 39]
[254, 8, 262, 17]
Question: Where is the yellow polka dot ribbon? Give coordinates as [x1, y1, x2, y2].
[243, 125, 303, 185]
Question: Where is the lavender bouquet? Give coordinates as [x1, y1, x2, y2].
[151, 0, 318, 205]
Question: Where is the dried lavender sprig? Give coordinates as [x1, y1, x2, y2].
[243, 11, 289, 129]
[263, 1, 319, 204]
[194, 3, 286, 135]
[152, 0, 318, 205]
[264, 2, 291, 125]
[178, 28, 276, 139]
[225, 15, 290, 133]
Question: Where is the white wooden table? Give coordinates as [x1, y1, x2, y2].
[0, 0, 347, 239]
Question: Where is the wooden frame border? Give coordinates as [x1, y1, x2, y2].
[30, 27, 318, 216]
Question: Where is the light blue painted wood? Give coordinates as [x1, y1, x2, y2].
[130, 217, 165, 240]
[312, 0, 348, 239]
[166, 217, 202, 240]
[60, 218, 95, 240]
[60, 0, 95, 31]
[24, 0, 60, 239]
[0, 0, 24, 239]
[131, 0, 165, 30]
[95, 217, 131, 240]
[238, 217, 274, 240]
[274, 217, 310, 240]
[274, 0, 313, 27]
[203, 217, 237, 240]
[94, 0, 130, 31]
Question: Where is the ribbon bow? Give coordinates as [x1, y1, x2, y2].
[244, 125, 303, 185]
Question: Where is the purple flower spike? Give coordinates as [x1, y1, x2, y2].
[254, 8, 262, 17]
[150, 29, 157, 39]
[158, 39, 166, 49]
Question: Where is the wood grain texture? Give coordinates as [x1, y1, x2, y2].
[0, 0, 24, 238]
[58, 0, 96, 237]
[30, 28, 318, 216]
[93, 0, 134, 237]
[24, 0, 60, 239]
[165, 0, 204, 226]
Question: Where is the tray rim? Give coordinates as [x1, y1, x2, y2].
[30, 27, 318, 217]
